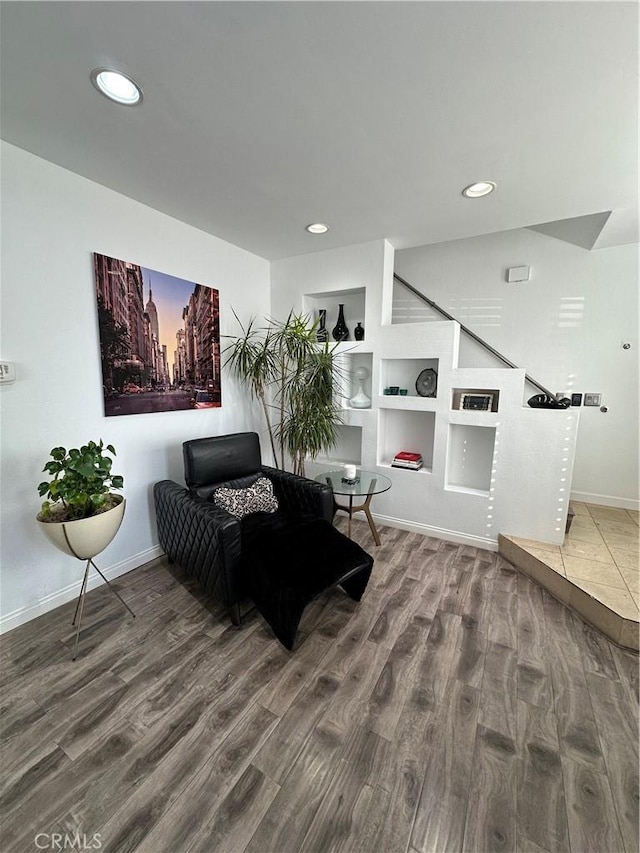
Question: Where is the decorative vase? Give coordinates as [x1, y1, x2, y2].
[354, 322, 365, 341]
[316, 309, 329, 343]
[332, 304, 349, 341]
[36, 497, 126, 560]
[349, 366, 371, 409]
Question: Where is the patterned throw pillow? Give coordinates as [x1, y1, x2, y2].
[213, 477, 279, 519]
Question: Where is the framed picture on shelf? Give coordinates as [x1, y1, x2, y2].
[459, 393, 494, 411]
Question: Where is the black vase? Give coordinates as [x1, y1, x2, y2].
[316, 309, 329, 343]
[332, 304, 349, 341]
[354, 322, 365, 341]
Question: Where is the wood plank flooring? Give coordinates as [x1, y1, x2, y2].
[1, 520, 638, 853]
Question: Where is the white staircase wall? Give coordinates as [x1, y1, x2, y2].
[272, 239, 580, 548]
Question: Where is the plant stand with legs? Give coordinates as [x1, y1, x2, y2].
[37, 495, 134, 660]
[35, 440, 134, 658]
[71, 555, 135, 660]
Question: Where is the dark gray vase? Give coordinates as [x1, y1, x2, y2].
[316, 308, 329, 342]
[332, 304, 349, 341]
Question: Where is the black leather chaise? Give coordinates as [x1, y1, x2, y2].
[154, 432, 373, 648]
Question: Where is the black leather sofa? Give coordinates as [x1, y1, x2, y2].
[154, 432, 373, 648]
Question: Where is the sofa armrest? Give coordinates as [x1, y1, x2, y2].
[261, 466, 333, 523]
[153, 480, 244, 606]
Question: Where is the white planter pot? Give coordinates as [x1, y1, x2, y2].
[37, 497, 126, 560]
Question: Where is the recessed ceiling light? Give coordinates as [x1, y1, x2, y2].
[90, 68, 143, 106]
[305, 223, 329, 234]
[462, 181, 496, 198]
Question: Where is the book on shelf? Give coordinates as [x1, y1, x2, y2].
[391, 460, 423, 470]
[391, 450, 422, 471]
[393, 450, 422, 463]
[392, 449, 423, 470]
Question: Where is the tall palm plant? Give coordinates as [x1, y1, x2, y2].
[224, 313, 280, 465]
[225, 311, 344, 475]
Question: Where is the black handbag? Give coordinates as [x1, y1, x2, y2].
[527, 394, 571, 409]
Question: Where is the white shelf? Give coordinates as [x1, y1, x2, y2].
[449, 411, 500, 427]
[340, 407, 375, 425]
[377, 395, 438, 412]
[445, 484, 491, 498]
[380, 462, 432, 476]
[331, 341, 372, 355]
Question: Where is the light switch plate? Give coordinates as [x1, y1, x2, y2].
[0, 361, 16, 383]
[584, 393, 601, 406]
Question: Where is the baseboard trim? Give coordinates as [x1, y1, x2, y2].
[570, 491, 639, 511]
[0, 545, 164, 635]
[372, 513, 498, 551]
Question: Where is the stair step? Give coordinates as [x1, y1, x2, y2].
[498, 533, 639, 651]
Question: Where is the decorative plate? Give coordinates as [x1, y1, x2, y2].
[415, 368, 438, 397]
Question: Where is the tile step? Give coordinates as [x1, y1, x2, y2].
[499, 533, 639, 652]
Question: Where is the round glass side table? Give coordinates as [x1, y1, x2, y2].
[315, 469, 391, 546]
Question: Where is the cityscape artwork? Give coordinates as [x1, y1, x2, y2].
[94, 253, 221, 416]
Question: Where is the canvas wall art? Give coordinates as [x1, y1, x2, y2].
[94, 253, 221, 416]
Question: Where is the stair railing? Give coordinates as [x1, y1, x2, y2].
[393, 272, 559, 400]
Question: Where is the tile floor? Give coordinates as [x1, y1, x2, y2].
[500, 502, 639, 649]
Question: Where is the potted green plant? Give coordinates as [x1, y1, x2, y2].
[36, 439, 125, 560]
[225, 312, 344, 476]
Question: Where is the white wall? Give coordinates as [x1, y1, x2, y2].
[0, 143, 270, 629]
[395, 230, 639, 508]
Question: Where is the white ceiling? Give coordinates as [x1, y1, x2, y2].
[1, 1, 637, 261]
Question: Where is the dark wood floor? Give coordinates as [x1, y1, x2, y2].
[1, 520, 638, 853]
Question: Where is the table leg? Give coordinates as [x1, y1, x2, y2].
[337, 492, 382, 545]
[361, 492, 381, 546]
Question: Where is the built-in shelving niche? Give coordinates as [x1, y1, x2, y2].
[451, 388, 500, 413]
[380, 358, 439, 398]
[314, 424, 362, 466]
[303, 287, 366, 343]
[378, 409, 435, 473]
[446, 423, 496, 494]
[339, 351, 374, 409]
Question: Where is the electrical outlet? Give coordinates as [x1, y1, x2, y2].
[0, 361, 16, 383]
[571, 393, 583, 406]
[584, 393, 602, 406]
